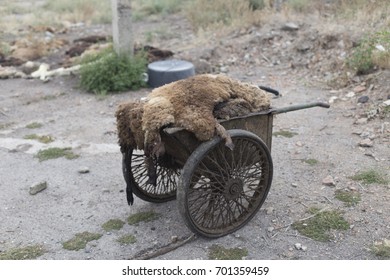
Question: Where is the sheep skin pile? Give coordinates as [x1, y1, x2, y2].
[116, 74, 270, 204]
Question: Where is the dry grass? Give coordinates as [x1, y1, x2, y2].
[0, 0, 111, 33]
[1, 0, 388, 35]
[185, 0, 267, 32]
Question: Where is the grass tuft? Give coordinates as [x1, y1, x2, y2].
[127, 211, 160, 225]
[350, 170, 388, 185]
[334, 189, 361, 207]
[347, 30, 390, 75]
[117, 234, 137, 245]
[0, 245, 46, 260]
[24, 134, 54, 144]
[102, 219, 125, 231]
[35, 147, 79, 161]
[208, 245, 248, 260]
[292, 207, 349, 242]
[62, 231, 103, 251]
[303, 158, 318, 165]
[26, 122, 43, 129]
[273, 130, 298, 138]
[372, 239, 390, 259]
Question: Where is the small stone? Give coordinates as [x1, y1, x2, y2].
[329, 96, 338, 104]
[267, 226, 274, 233]
[301, 245, 307, 252]
[282, 22, 299, 31]
[291, 183, 298, 188]
[296, 141, 303, 147]
[354, 85, 366, 93]
[78, 167, 90, 174]
[359, 139, 373, 147]
[346, 92, 355, 98]
[29, 181, 47, 195]
[357, 95, 369, 104]
[13, 144, 33, 153]
[151, 227, 156, 231]
[219, 66, 228, 73]
[355, 118, 368, 125]
[383, 100, 390, 106]
[266, 207, 274, 215]
[294, 243, 302, 250]
[171, 235, 178, 243]
[322, 175, 335, 186]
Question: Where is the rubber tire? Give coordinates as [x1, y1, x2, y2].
[177, 129, 273, 238]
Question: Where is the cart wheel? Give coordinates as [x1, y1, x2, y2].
[178, 129, 273, 238]
[123, 149, 180, 203]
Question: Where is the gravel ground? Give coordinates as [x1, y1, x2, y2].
[0, 15, 389, 260]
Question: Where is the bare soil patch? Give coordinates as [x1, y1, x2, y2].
[0, 9, 389, 260]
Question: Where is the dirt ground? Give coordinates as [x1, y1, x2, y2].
[0, 13, 389, 260]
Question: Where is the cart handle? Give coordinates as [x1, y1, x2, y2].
[271, 102, 330, 115]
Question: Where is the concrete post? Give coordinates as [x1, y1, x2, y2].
[111, 0, 133, 57]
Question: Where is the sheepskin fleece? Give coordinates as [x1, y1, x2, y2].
[142, 74, 270, 149]
[115, 101, 145, 152]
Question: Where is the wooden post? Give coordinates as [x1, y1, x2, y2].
[111, 0, 133, 57]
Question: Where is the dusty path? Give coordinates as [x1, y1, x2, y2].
[0, 65, 388, 260]
[1, 12, 389, 259]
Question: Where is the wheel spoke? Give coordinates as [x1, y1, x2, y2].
[126, 149, 179, 202]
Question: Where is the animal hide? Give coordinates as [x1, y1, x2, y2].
[116, 74, 271, 205]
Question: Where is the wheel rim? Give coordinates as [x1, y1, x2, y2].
[129, 149, 179, 201]
[183, 132, 272, 236]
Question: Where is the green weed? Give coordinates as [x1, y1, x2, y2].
[0, 122, 14, 130]
[102, 219, 125, 231]
[208, 245, 248, 260]
[292, 208, 349, 242]
[24, 134, 54, 144]
[334, 189, 361, 207]
[62, 232, 102, 251]
[35, 147, 79, 161]
[117, 234, 137, 245]
[0, 245, 46, 260]
[372, 239, 390, 259]
[26, 122, 43, 129]
[273, 130, 298, 138]
[350, 170, 389, 185]
[303, 158, 318, 165]
[347, 30, 390, 75]
[127, 211, 160, 225]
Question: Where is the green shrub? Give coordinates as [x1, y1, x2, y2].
[79, 48, 147, 94]
[347, 30, 390, 75]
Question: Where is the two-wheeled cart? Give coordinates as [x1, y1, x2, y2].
[122, 101, 329, 238]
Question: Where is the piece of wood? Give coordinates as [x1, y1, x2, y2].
[129, 234, 196, 260]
